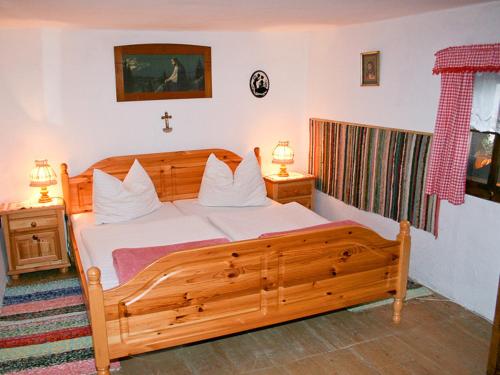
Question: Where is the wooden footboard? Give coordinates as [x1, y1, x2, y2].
[87, 221, 410, 374]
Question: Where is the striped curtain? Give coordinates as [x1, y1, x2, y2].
[309, 119, 439, 235]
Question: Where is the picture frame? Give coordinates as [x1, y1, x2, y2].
[114, 44, 212, 102]
[361, 51, 380, 86]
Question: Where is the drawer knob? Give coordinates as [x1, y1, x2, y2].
[30, 221, 37, 228]
[32, 235, 39, 241]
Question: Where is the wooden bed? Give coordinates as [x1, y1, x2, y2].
[61, 148, 411, 375]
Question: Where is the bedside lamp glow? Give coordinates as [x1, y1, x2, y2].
[272, 141, 294, 177]
[29, 159, 57, 203]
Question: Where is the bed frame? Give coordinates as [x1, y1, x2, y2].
[61, 148, 411, 375]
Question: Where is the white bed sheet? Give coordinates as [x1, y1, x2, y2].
[173, 197, 278, 218]
[207, 202, 329, 241]
[70, 202, 219, 290]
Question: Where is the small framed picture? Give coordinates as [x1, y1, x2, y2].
[361, 51, 380, 86]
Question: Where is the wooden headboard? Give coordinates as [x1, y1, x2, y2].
[61, 148, 260, 215]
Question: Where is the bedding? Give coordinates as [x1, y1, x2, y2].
[93, 159, 162, 224]
[173, 197, 278, 218]
[72, 203, 185, 288]
[259, 220, 360, 238]
[198, 152, 267, 206]
[73, 202, 183, 289]
[71, 202, 183, 232]
[207, 201, 330, 241]
[113, 238, 230, 284]
[80, 215, 226, 289]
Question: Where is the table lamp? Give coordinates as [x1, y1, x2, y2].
[272, 141, 294, 177]
[30, 159, 57, 203]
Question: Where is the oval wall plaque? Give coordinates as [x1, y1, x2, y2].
[249, 70, 270, 98]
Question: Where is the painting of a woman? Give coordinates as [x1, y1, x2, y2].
[361, 51, 380, 86]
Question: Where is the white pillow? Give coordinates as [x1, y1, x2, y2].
[93, 159, 162, 224]
[198, 152, 267, 206]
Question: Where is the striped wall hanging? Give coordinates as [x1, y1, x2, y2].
[309, 118, 439, 235]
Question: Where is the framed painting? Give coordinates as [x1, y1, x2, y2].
[114, 44, 212, 101]
[361, 51, 380, 86]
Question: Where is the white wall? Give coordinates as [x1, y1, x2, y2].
[306, 2, 500, 320]
[0, 27, 310, 299]
[0, 28, 310, 202]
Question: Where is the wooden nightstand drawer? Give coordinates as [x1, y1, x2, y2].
[9, 215, 58, 231]
[12, 230, 60, 267]
[276, 182, 312, 199]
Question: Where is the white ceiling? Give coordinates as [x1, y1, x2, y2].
[0, 0, 495, 31]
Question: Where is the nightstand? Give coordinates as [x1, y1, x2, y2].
[264, 172, 315, 209]
[0, 198, 70, 279]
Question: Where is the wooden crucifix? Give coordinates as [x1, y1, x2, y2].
[161, 111, 173, 133]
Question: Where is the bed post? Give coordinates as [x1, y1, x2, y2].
[87, 267, 111, 375]
[61, 163, 71, 215]
[254, 147, 261, 166]
[393, 220, 411, 323]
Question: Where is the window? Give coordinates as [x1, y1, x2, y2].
[466, 73, 500, 202]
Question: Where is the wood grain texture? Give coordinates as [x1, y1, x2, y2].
[70, 219, 89, 304]
[264, 174, 315, 209]
[62, 148, 411, 375]
[1, 203, 70, 278]
[100, 224, 404, 362]
[88, 268, 111, 375]
[393, 221, 411, 323]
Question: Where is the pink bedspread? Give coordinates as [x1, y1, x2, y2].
[113, 238, 229, 284]
[259, 220, 361, 238]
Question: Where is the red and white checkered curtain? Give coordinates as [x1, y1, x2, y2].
[425, 44, 500, 205]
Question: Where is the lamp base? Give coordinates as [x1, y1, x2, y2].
[38, 186, 52, 204]
[277, 165, 289, 177]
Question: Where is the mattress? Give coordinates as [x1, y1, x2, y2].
[207, 202, 330, 241]
[71, 203, 183, 230]
[71, 202, 195, 289]
[173, 197, 278, 218]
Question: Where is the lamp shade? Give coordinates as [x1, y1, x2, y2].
[29, 159, 57, 187]
[272, 141, 294, 165]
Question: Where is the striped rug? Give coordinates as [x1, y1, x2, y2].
[0, 273, 119, 374]
[309, 119, 440, 235]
